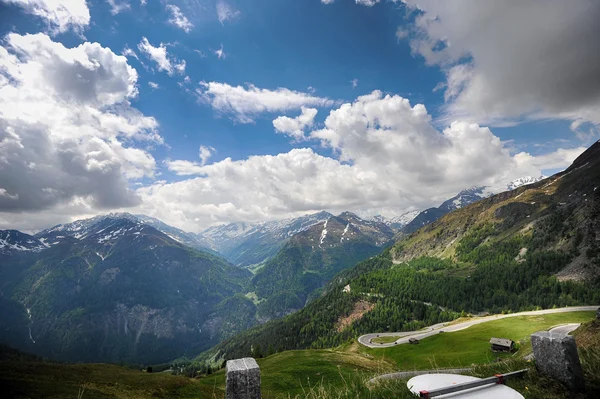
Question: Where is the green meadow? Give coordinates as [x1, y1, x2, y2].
[361, 311, 596, 370]
[1, 311, 597, 398]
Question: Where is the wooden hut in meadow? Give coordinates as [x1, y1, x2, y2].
[489, 337, 514, 352]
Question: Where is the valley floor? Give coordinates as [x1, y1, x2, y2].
[2, 311, 598, 398]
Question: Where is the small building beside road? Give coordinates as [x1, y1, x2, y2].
[490, 337, 514, 352]
[409, 337, 419, 345]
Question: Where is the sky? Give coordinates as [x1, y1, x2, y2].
[0, 0, 599, 233]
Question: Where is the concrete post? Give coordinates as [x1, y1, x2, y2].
[531, 331, 584, 392]
[226, 358, 261, 399]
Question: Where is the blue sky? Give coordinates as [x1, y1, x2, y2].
[0, 0, 599, 232]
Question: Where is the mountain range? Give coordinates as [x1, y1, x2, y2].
[198, 143, 600, 364]
[0, 210, 396, 363]
[400, 176, 546, 234]
[250, 212, 394, 319]
[0, 230, 47, 255]
[0, 170, 565, 364]
[196, 211, 335, 266]
[0, 216, 250, 364]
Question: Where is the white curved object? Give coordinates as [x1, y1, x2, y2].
[407, 373, 524, 399]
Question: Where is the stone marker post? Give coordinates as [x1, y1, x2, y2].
[531, 331, 584, 392]
[226, 357, 261, 399]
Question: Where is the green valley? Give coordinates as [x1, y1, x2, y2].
[3, 2, 600, 398]
[4, 312, 598, 399]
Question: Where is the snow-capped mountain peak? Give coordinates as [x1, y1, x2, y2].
[368, 210, 421, 231]
[0, 230, 48, 254]
[197, 211, 334, 260]
[439, 186, 496, 212]
[36, 213, 143, 244]
[507, 175, 546, 191]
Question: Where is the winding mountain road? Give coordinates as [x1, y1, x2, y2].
[358, 306, 598, 348]
[548, 323, 581, 335]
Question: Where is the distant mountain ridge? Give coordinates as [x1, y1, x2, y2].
[196, 211, 334, 266]
[246, 212, 395, 320]
[368, 210, 421, 231]
[0, 230, 47, 255]
[0, 215, 251, 364]
[36, 212, 214, 254]
[401, 175, 547, 234]
[196, 210, 422, 267]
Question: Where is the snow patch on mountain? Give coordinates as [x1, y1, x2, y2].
[369, 210, 421, 231]
[341, 223, 350, 242]
[507, 176, 546, 191]
[319, 219, 329, 247]
[0, 230, 47, 254]
[439, 186, 496, 212]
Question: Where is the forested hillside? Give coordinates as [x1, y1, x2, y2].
[250, 213, 392, 319]
[197, 141, 600, 365]
[0, 216, 251, 364]
[199, 213, 394, 336]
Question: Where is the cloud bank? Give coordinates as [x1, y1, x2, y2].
[138, 91, 584, 232]
[397, 0, 600, 134]
[0, 33, 158, 224]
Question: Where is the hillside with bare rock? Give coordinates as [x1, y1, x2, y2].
[391, 140, 600, 282]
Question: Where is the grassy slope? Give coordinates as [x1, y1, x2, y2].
[1, 312, 597, 398]
[0, 361, 210, 399]
[392, 141, 600, 271]
[360, 311, 595, 370]
[197, 311, 596, 397]
[197, 349, 393, 398]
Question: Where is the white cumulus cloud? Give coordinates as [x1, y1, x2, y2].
[356, 0, 380, 6]
[273, 107, 318, 140]
[198, 81, 334, 123]
[216, 0, 240, 25]
[137, 37, 186, 76]
[0, 33, 159, 222]
[138, 91, 583, 232]
[106, 0, 130, 15]
[212, 44, 226, 60]
[398, 0, 600, 134]
[2, 0, 90, 34]
[199, 145, 215, 166]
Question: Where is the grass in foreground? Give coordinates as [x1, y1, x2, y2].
[2, 313, 597, 398]
[197, 349, 393, 398]
[0, 359, 208, 399]
[249, 318, 600, 399]
[359, 311, 595, 370]
[199, 349, 600, 399]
